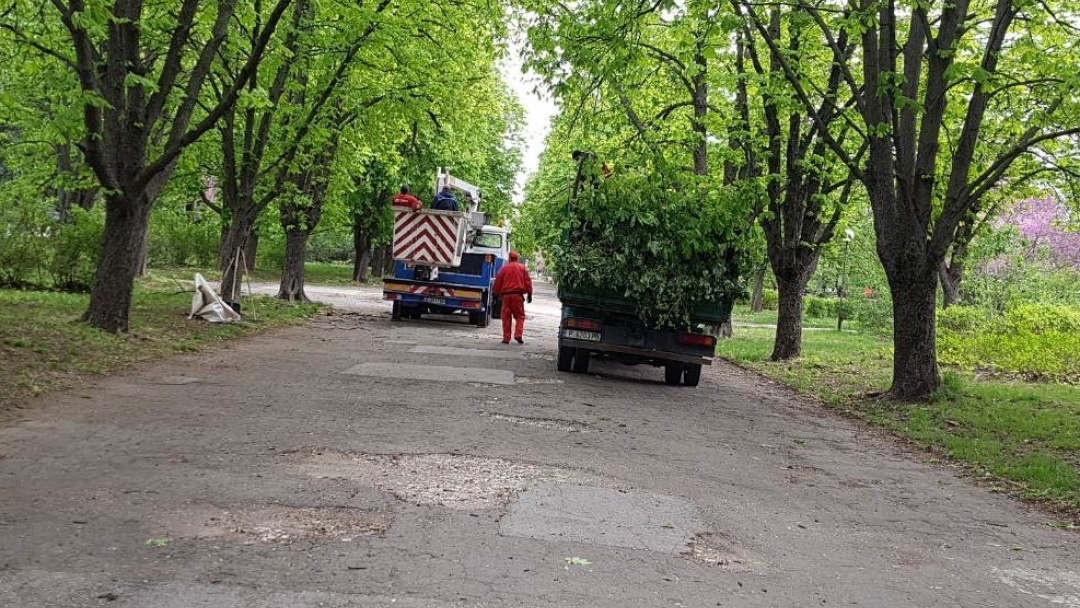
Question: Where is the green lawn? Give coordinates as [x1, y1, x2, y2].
[147, 261, 364, 288]
[720, 304, 1080, 516]
[0, 280, 323, 417]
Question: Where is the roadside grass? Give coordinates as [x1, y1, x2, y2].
[148, 261, 363, 288]
[0, 279, 323, 417]
[733, 306, 847, 330]
[720, 305, 1080, 515]
[249, 262, 359, 286]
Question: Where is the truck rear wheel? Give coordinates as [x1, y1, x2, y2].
[683, 363, 702, 387]
[470, 307, 490, 327]
[664, 362, 684, 385]
[571, 349, 591, 374]
[557, 345, 574, 372]
[392, 301, 402, 321]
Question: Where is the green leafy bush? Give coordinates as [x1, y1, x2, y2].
[852, 294, 892, 334]
[0, 203, 48, 287]
[937, 305, 991, 334]
[307, 229, 353, 263]
[760, 289, 778, 311]
[46, 207, 103, 291]
[804, 295, 837, 319]
[148, 207, 218, 268]
[939, 303, 1080, 381]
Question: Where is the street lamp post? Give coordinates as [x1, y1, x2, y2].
[838, 229, 855, 332]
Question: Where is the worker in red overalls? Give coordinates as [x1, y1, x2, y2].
[492, 251, 533, 344]
[392, 185, 422, 210]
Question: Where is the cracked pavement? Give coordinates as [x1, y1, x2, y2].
[1, 281, 1078, 607]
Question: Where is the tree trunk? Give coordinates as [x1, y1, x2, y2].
[352, 212, 373, 282]
[887, 269, 941, 399]
[382, 245, 395, 276]
[277, 228, 311, 302]
[939, 261, 963, 308]
[750, 264, 767, 313]
[218, 210, 260, 271]
[219, 212, 260, 303]
[84, 194, 151, 333]
[53, 143, 98, 222]
[771, 280, 805, 360]
[769, 253, 819, 360]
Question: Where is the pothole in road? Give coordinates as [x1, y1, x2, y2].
[514, 376, 564, 385]
[482, 411, 595, 433]
[166, 505, 391, 545]
[294, 452, 609, 510]
[682, 533, 766, 572]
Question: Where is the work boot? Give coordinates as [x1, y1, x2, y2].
[501, 340, 510, 344]
[515, 337, 524, 344]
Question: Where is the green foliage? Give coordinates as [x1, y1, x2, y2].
[851, 294, 893, 334]
[551, 162, 753, 325]
[803, 296, 836, 319]
[148, 208, 218, 269]
[938, 304, 1080, 381]
[47, 207, 103, 291]
[0, 198, 102, 292]
[760, 289, 779, 311]
[307, 229, 354, 263]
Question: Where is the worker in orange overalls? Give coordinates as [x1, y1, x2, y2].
[492, 251, 533, 344]
[392, 185, 422, 210]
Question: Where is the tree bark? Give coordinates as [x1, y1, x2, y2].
[218, 212, 260, 303]
[84, 193, 151, 333]
[939, 260, 963, 308]
[769, 253, 820, 360]
[772, 277, 806, 360]
[277, 227, 311, 302]
[352, 212, 373, 282]
[888, 268, 941, 399]
[750, 263, 766, 313]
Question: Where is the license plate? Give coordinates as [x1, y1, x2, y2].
[423, 297, 445, 305]
[564, 329, 601, 342]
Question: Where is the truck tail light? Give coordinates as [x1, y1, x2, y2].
[384, 293, 398, 301]
[679, 333, 716, 348]
[460, 301, 480, 309]
[565, 317, 601, 331]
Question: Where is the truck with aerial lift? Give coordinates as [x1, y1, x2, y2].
[382, 169, 509, 326]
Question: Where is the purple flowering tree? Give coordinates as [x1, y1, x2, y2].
[1000, 198, 1080, 270]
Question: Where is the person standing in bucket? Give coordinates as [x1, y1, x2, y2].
[392, 184, 422, 210]
[492, 251, 533, 344]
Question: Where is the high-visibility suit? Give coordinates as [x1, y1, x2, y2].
[392, 192, 422, 210]
[492, 251, 533, 343]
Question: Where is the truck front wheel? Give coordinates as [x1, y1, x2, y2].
[683, 363, 702, 387]
[557, 345, 574, 372]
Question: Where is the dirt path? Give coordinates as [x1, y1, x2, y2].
[1, 282, 1077, 607]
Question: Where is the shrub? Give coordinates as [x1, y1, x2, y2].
[307, 230, 353, 263]
[1003, 303, 1080, 335]
[148, 207, 219, 268]
[937, 305, 992, 335]
[939, 303, 1080, 381]
[852, 295, 892, 334]
[760, 289, 778, 311]
[46, 207, 103, 291]
[804, 295, 837, 319]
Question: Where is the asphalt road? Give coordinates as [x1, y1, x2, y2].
[1, 281, 1078, 607]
